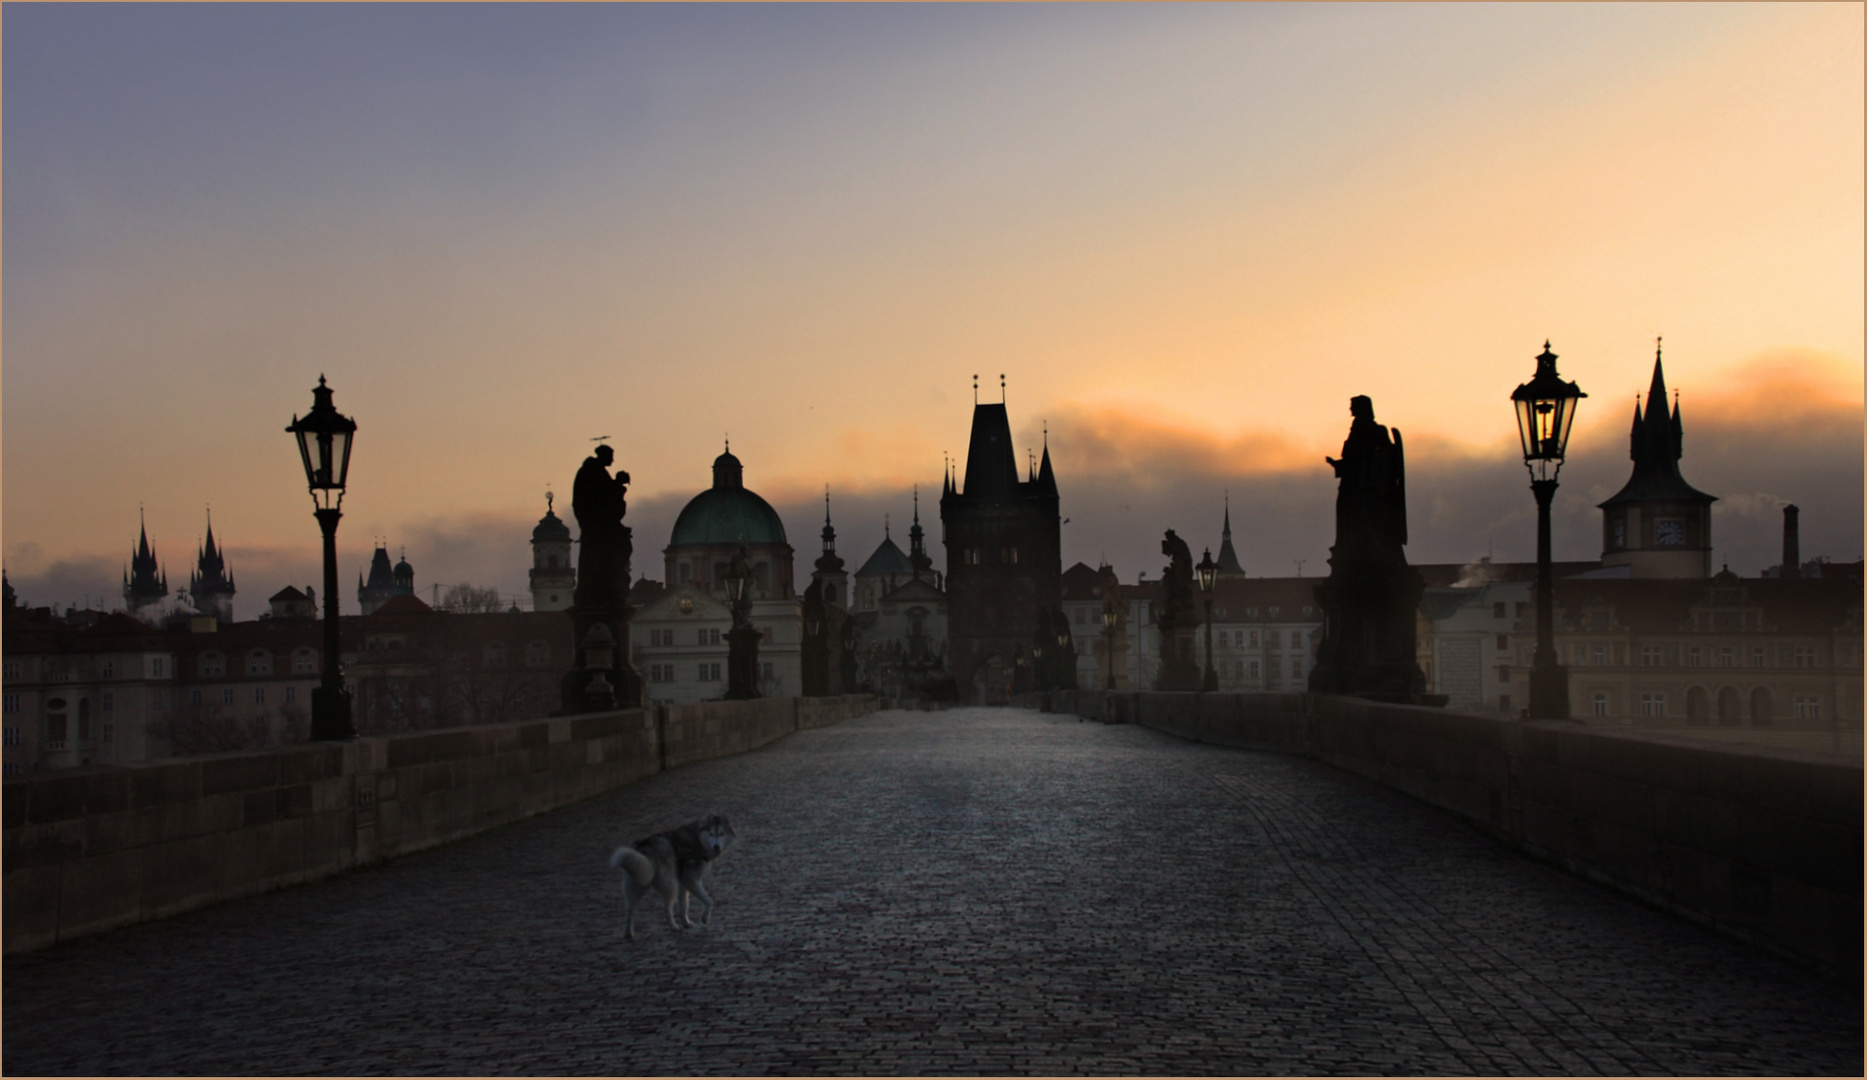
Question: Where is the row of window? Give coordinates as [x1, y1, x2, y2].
[1575, 690, 1821, 721]
[1193, 659, 1304, 681]
[4, 657, 171, 682]
[1553, 643, 1835, 669]
[642, 627, 777, 648]
[959, 547, 1019, 566]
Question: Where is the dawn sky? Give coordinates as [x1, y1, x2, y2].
[5, 3, 1861, 613]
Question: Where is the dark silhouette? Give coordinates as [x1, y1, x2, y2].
[941, 387, 1062, 703]
[1308, 397, 1431, 702]
[1154, 529, 1202, 691]
[562, 444, 642, 712]
[572, 445, 632, 610]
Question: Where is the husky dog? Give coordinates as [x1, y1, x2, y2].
[609, 815, 736, 940]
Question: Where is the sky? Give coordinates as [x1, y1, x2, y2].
[4, 3, 1861, 615]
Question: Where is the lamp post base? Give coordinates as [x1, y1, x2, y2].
[1528, 656, 1570, 720]
[310, 685, 355, 741]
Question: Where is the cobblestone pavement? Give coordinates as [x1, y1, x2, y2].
[5, 708, 1860, 1076]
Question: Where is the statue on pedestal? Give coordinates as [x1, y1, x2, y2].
[1308, 397, 1430, 702]
[1154, 529, 1203, 691]
[562, 444, 643, 713]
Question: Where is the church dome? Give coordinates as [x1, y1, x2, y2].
[668, 445, 788, 547]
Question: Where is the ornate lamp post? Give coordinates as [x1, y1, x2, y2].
[724, 545, 759, 699]
[1057, 626, 1072, 692]
[1511, 342, 1586, 720]
[1102, 609, 1117, 691]
[285, 376, 358, 740]
[1196, 548, 1219, 692]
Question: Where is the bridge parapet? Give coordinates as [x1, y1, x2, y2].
[1023, 689, 1862, 985]
[3, 694, 877, 955]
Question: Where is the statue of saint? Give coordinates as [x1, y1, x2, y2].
[572, 444, 632, 609]
[1324, 396, 1408, 565]
[1159, 528, 1196, 631]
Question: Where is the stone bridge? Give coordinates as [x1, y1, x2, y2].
[4, 705, 1859, 1075]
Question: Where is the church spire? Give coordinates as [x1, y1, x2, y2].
[1035, 422, 1057, 496]
[908, 487, 932, 580]
[1215, 492, 1245, 577]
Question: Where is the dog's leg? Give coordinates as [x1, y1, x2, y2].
[621, 878, 638, 942]
[690, 878, 715, 927]
[657, 874, 683, 932]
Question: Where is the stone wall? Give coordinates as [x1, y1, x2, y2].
[3, 695, 876, 955]
[1030, 689, 1862, 984]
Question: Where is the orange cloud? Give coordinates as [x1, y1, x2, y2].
[1686, 347, 1863, 431]
[1037, 402, 1326, 488]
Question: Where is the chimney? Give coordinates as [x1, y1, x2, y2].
[1782, 504, 1800, 579]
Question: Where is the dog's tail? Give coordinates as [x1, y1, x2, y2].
[610, 845, 655, 886]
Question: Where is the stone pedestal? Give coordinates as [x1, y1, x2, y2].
[1154, 625, 1202, 691]
[559, 604, 642, 714]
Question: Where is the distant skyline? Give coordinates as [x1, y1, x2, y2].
[5, 4, 1861, 613]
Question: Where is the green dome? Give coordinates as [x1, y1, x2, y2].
[668, 449, 789, 547]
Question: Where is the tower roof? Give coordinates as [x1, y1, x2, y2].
[363, 546, 397, 590]
[856, 535, 913, 578]
[1599, 347, 1717, 509]
[959, 402, 1020, 497]
[1216, 497, 1246, 577]
[533, 493, 571, 542]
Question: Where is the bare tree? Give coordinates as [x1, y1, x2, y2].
[439, 583, 507, 613]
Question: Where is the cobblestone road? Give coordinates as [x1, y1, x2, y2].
[5, 708, 1860, 1075]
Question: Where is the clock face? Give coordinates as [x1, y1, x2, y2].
[1656, 520, 1685, 547]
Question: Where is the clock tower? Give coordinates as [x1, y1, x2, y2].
[1598, 344, 1717, 579]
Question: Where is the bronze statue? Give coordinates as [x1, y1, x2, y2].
[1325, 395, 1408, 566]
[572, 444, 632, 610]
[1309, 396, 1431, 702]
[563, 443, 642, 713]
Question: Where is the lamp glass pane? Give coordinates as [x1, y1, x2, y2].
[1513, 397, 1536, 460]
[331, 428, 353, 490]
[1554, 393, 1577, 459]
[294, 426, 317, 488]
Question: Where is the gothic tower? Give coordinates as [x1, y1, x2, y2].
[123, 510, 170, 619]
[188, 513, 236, 623]
[357, 544, 413, 615]
[530, 491, 576, 612]
[939, 379, 1061, 702]
[1598, 344, 1717, 579]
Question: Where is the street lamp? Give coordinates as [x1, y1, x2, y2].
[1196, 547, 1219, 692]
[285, 376, 358, 740]
[1102, 609, 1117, 691]
[1511, 342, 1586, 720]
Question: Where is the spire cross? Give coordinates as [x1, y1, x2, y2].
[1000, 373, 1006, 403]
[972, 374, 978, 404]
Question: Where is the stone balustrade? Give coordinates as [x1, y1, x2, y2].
[3, 695, 877, 954]
[1024, 689, 1861, 984]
